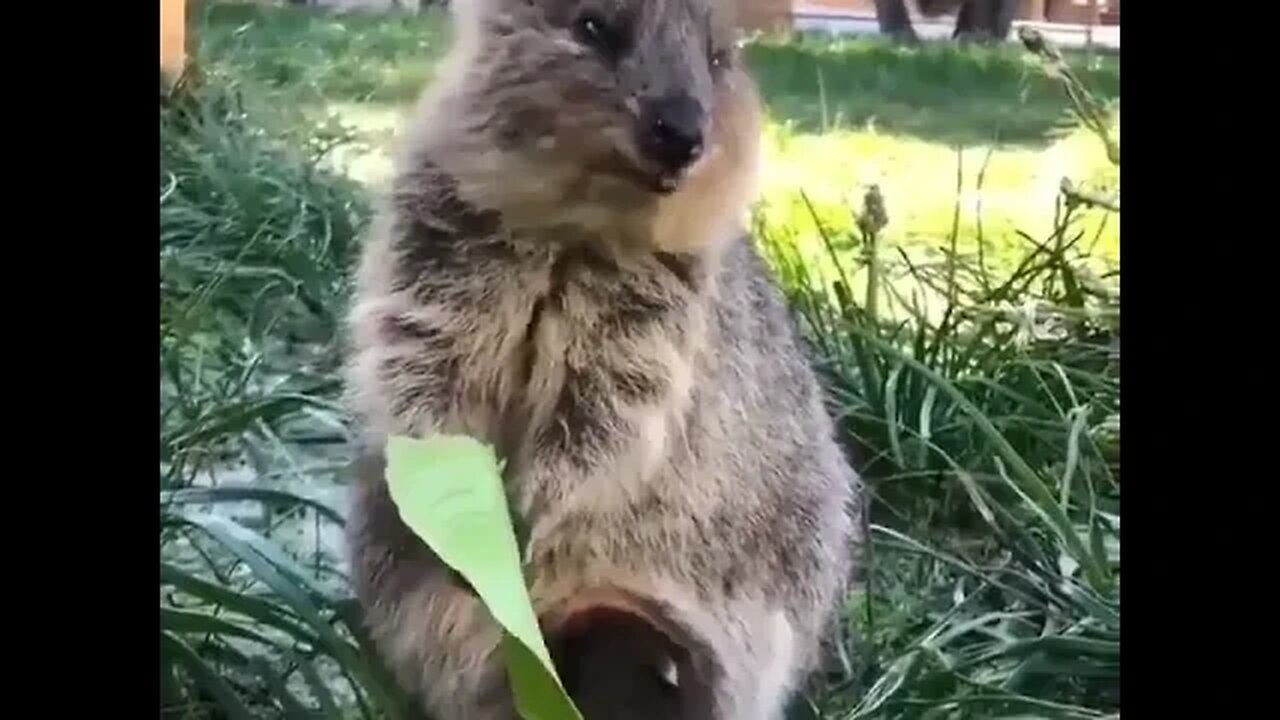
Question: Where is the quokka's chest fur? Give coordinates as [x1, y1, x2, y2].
[353, 178, 712, 515]
[454, 237, 705, 447]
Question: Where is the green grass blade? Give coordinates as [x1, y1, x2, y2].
[1060, 581, 1120, 627]
[160, 562, 318, 643]
[916, 384, 938, 468]
[953, 635, 1119, 670]
[844, 327, 1111, 592]
[289, 650, 345, 718]
[251, 656, 315, 719]
[162, 486, 345, 526]
[160, 644, 184, 711]
[168, 393, 319, 451]
[160, 606, 285, 648]
[843, 650, 925, 720]
[872, 525, 1042, 608]
[161, 629, 256, 720]
[167, 514, 405, 718]
[884, 361, 905, 469]
[172, 512, 342, 602]
[1060, 406, 1088, 508]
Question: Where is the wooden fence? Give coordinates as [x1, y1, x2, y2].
[160, 0, 187, 86]
[740, 0, 795, 33]
[789, 0, 1118, 26]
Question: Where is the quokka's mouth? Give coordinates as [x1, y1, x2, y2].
[650, 172, 684, 195]
[636, 161, 700, 196]
[593, 150, 691, 196]
[617, 163, 686, 196]
[644, 145, 713, 196]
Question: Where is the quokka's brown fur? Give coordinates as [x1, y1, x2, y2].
[343, 0, 865, 717]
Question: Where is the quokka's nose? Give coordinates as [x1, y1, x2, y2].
[639, 95, 705, 174]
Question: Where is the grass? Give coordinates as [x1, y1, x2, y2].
[161, 2, 1119, 718]
[160, 56, 416, 719]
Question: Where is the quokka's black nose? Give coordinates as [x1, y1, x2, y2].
[639, 95, 705, 175]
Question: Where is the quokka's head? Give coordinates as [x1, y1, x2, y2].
[443, 0, 762, 225]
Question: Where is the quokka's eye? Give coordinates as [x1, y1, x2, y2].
[574, 12, 621, 59]
[575, 13, 603, 42]
[710, 49, 729, 72]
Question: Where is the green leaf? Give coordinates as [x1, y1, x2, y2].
[384, 433, 583, 720]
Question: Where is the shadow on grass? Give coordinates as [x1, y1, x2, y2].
[745, 34, 1119, 146]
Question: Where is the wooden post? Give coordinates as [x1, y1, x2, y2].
[738, 0, 793, 35]
[1020, 0, 1047, 22]
[1085, 0, 1098, 58]
[160, 0, 187, 87]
